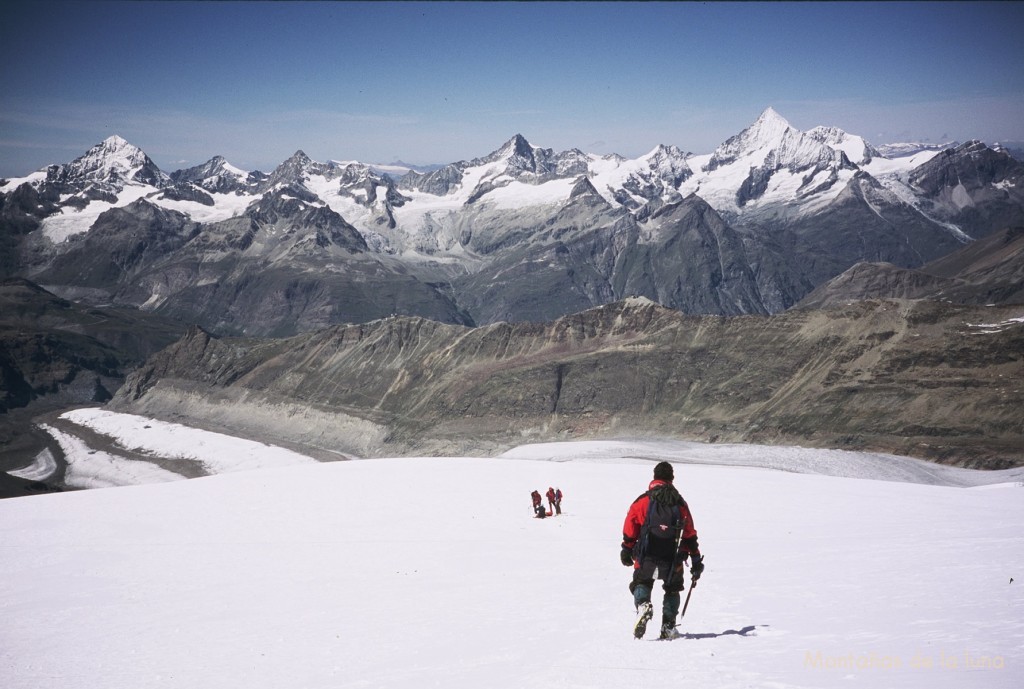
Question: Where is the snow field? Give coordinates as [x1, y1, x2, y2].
[59, 408, 318, 478]
[1, 437, 1021, 689]
[39, 423, 182, 488]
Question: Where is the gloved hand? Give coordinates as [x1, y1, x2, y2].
[690, 554, 704, 581]
[620, 547, 634, 567]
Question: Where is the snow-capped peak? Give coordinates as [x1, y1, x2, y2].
[704, 107, 853, 175]
[807, 125, 880, 165]
[751, 106, 794, 141]
[505, 133, 532, 155]
[469, 135, 591, 184]
[285, 150, 314, 167]
[206, 154, 243, 174]
[184, 155, 248, 179]
[643, 144, 692, 179]
[102, 134, 131, 148]
[169, 155, 252, 194]
[93, 135, 149, 166]
[49, 135, 168, 188]
[704, 108, 797, 171]
[479, 134, 537, 167]
[85, 136, 146, 169]
[262, 150, 323, 190]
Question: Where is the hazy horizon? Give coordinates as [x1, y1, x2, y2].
[2, 1, 1023, 177]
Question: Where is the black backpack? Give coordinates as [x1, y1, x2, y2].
[637, 489, 683, 563]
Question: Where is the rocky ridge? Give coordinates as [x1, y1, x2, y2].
[798, 226, 1024, 308]
[111, 296, 1024, 469]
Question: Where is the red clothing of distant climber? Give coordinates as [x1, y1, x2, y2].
[531, 490, 550, 518]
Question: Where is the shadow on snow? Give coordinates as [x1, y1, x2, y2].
[681, 625, 763, 640]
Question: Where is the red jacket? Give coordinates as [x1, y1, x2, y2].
[621, 479, 699, 563]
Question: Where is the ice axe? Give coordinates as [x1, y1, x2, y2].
[680, 578, 696, 619]
[680, 557, 701, 619]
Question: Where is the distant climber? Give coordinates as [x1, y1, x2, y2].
[545, 486, 562, 515]
[531, 490, 551, 518]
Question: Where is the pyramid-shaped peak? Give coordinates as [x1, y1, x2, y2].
[170, 155, 250, 189]
[758, 106, 788, 124]
[708, 107, 797, 162]
[259, 149, 326, 192]
[477, 134, 542, 167]
[53, 135, 167, 187]
[645, 143, 688, 162]
[101, 134, 132, 148]
[501, 133, 535, 157]
[272, 150, 318, 175]
[704, 107, 853, 174]
[750, 107, 794, 138]
[569, 175, 601, 200]
[92, 135, 148, 159]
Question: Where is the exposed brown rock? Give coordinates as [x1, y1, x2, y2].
[111, 297, 1024, 469]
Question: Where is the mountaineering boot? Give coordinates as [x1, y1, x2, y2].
[633, 601, 654, 639]
[659, 620, 681, 640]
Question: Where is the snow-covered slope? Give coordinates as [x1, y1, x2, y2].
[807, 125, 882, 165]
[703, 107, 847, 173]
[1, 138, 256, 242]
[169, 155, 256, 194]
[676, 107, 860, 218]
[877, 141, 959, 158]
[1, 411, 1021, 689]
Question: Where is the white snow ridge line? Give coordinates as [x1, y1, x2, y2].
[6, 448, 58, 481]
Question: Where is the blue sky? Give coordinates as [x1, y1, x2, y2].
[2, 1, 1022, 176]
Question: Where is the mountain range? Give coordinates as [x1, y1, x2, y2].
[3, 107, 1022, 336]
[2, 108, 1022, 484]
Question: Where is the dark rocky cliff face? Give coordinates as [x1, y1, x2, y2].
[798, 226, 1024, 308]
[0, 278, 187, 483]
[26, 190, 472, 337]
[112, 297, 1024, 469]
[34, 200, 201, 294]
[733, 172, 969, 312]
[449, 194, 768, 324]
[909, 141, 1024, 240]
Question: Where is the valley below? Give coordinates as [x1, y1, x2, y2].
[101, 297, 1024, 473]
